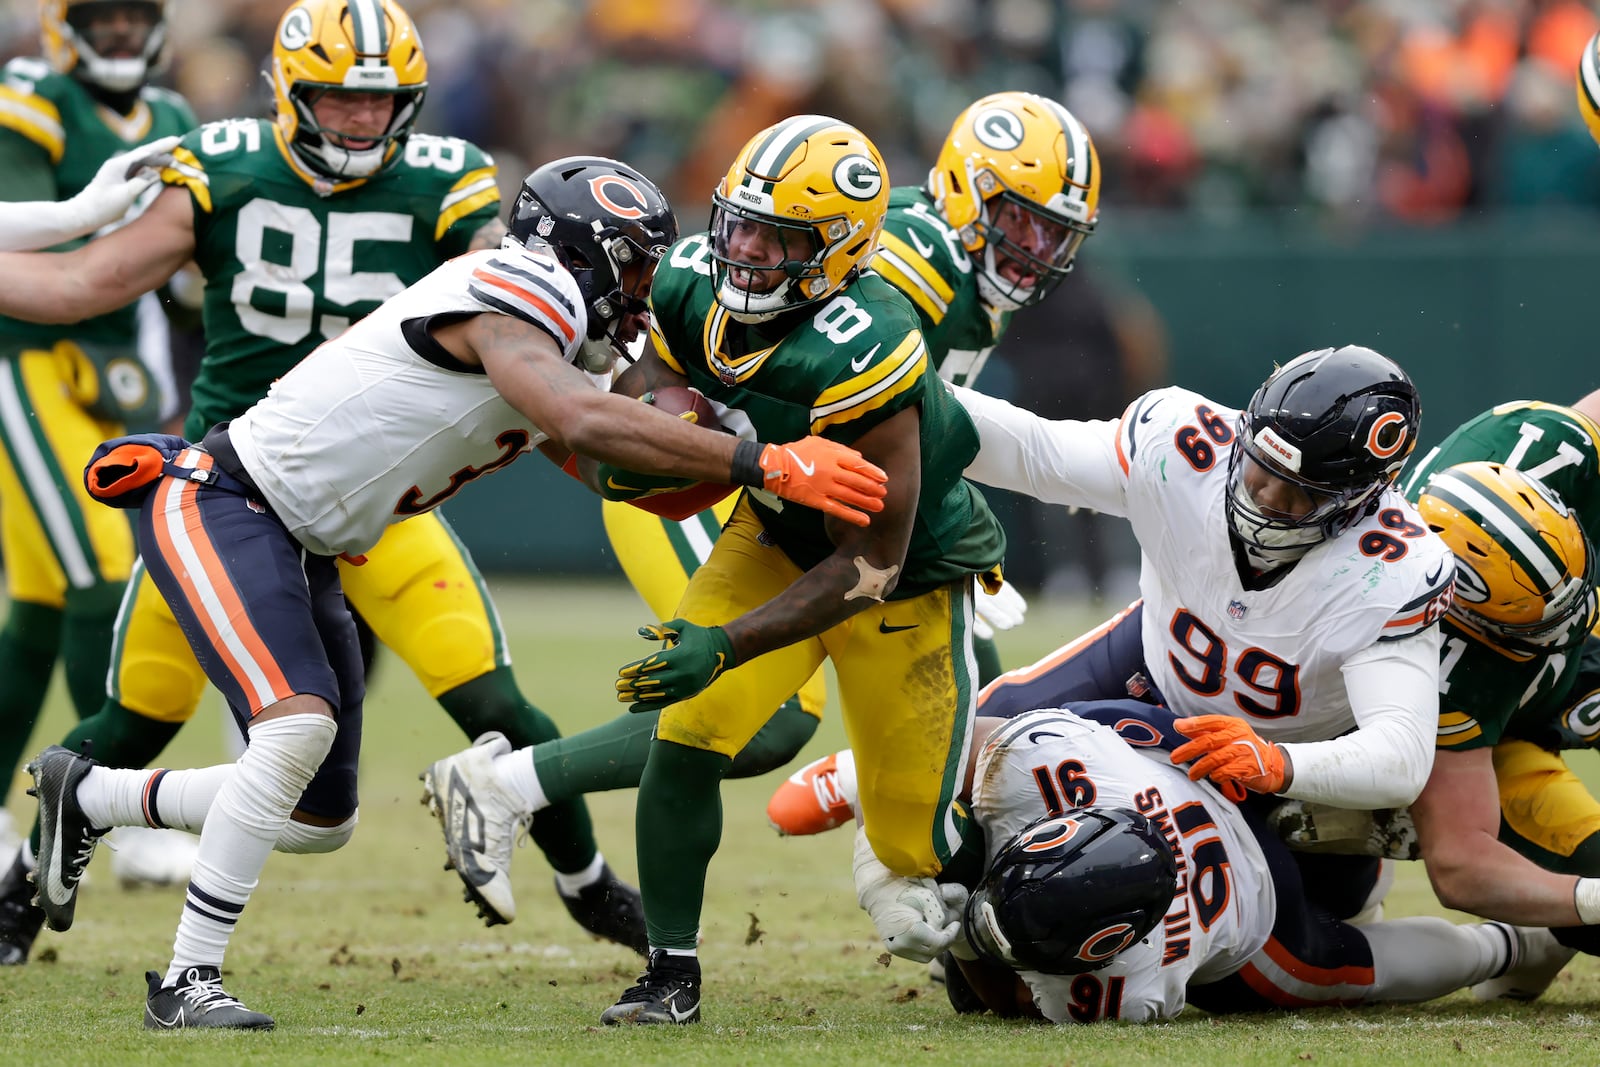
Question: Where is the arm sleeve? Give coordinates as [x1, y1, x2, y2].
[952, 383, 1130, 517]
[1277, 628, 1441, 808]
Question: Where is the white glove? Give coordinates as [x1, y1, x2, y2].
[0, 134, 182, 252]
[853, 826, 969, 963]
[972, 579, 1028, 642]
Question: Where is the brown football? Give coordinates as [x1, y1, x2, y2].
[643, 386, 721, 431]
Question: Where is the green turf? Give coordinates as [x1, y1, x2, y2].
[1, 578, 1596, 1064]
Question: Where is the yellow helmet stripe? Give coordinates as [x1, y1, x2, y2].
[1038, 96, 1095, 198]
[1428, 468, 1565, 587]
[748, 114, 840, 182]
[347, 0, 389, 60]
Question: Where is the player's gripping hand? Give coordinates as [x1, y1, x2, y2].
[853, 827, 968, 963]
[616, 618, 736, 711]
[75, 135, 184, 231]
[753, 438, 887, 527]
[1171, 715, 1289, 795]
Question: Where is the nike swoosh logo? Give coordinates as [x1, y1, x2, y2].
[1137, 399, 1158, 424]
[1426, 561, 1447, 585]
[146, 1007, 183, 1029]
[907, 228, 938, 259]
[42, 803, 71, 907]
[785, 449, 815, 477]
[878, 620, 917, 634]
[606, 476, 645, 493]
[663, 993, 696, 1023]
[1027, 730, 1063, 744]
[850, 343, 881, 374]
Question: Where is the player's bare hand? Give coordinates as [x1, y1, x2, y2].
[1171, 715, 1289, 795]
[757, 438, 887, 527]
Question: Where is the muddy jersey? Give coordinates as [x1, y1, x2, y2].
[159, 119, 501, 438]
[1400, 401, 1600, 751]
[960, 384, 1456, 743]
[227, 245, 585, 556]
[0, 59, 194, 346]
[646, 234, 1006, 597]
[871, 186, 1010, 388]
[973, 708, 1273, 1022]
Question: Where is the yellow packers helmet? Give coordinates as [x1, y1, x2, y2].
[928, 91, 1099, 310]
[269, 0, 427, 181]
[1417, 461, 1597, 659]
[1578, 32, 1600, 149]
[709, 115, 888, 322]
[42, 0, 168, 93]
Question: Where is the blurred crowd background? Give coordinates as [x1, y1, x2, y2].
[3, 0, 1597, 600]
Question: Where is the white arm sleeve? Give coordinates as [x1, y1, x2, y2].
[0, 135, 181, 252]
[951, 384, 1130, 516]
[1277, 628, 1441, 809]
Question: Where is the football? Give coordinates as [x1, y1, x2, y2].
[643, 386, 721, 431]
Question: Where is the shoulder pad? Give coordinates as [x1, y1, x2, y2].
[0, 62, 65, 160]
[466, 247, 586, 361]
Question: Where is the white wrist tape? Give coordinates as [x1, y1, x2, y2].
[1575, 877, 1600, 925]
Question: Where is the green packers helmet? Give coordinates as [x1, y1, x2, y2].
[1579, 31, 1600, 149]
[41, 0, 167, 93]
[927, 91, 1099, 310]
[269, 0, 428, 182]
[1417, 461, 1597, 659]
[709, 115, 888, 323]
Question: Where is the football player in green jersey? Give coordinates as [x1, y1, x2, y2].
[1274, 399, 1600, 1000]
[546, 93, 1096, 850]
[0, 0, 645, 969]
[429, 114, 1009, 1026]
[0, 0, 194, 812]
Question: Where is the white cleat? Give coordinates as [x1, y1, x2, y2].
[106, 826, 198, 889]
[421, 732, 527, 927]
[1267, 800, 1420, 861]
[1474, 925, 1578, 1003]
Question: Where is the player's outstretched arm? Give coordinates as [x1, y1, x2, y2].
[0, 184, 194, 322]
[449, 312, 887, 525]
[0, 135, 181, 252]
[1412, 746, 1590, 925]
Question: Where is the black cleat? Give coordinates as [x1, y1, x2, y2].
[558, 864, 648, 955]
[26, 745, 106, 932]
[600, 949, 702, 1025]
[0, 851, 44, 966]
[144, 966, 276, 1030]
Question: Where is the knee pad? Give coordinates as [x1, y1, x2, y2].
[275, 811, 358, 854]
[243, 712, 339, 802]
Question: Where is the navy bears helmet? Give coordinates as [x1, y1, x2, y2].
[1226, 345, 1420, 565]
[964, 808, 1178, 976]
[507, 156, 677, 373]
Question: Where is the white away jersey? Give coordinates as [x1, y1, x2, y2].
[958, 384, 1455, 745]
[972, 709, 1274, 1022]
[227, 245, 588, 556]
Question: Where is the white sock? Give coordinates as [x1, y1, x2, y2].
[78, 765, 233, 833]
[834, 749, 859, 813]
[1362, 916, 1513, 1003]
[554, 852, 606, 897]
[165, 713, 336, 985]
[495, 748, 548, 814]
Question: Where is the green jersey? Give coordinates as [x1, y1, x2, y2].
[0, 58, 195, 349]
[162, 119, 501, 438]
[1401, 401, 1600, 751]
[648, 234, 1006, 597]
[871, 187, 1011, 387]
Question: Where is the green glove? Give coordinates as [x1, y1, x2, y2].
[616, 618, 737, 712]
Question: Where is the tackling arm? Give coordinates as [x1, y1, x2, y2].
[0, 184, 194, 322]
[951, 383, 1128, 515]
[1412, 746, 1585, 925]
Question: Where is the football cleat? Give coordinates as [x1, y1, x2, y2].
[1266, 800, 1420, 861]
[1472, 925, 1577, 1003]
[558, 863, 648, 955]
[26, 744, 107, 931]
[0, 850, 45, 966]
[107, 826, 198, 889]
[766, 750, 857, 836]
[936, 950, 987, 1015]
[144, 966, 275, 1030]
[421, 731, 528, 926]
[600, 950, 702, 1025]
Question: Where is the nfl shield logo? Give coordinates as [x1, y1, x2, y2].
[1227, 599, 1248, 620]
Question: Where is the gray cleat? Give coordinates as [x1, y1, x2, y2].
[144, 966, 275, 1030]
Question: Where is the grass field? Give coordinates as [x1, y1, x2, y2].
[1, 577, 1597, 1065]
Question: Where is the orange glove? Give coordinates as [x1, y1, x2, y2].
[1170, 715, 1289, 795]
[757, 437, 887, 527]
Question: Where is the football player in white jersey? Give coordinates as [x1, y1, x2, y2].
[773, 345, 1456, 827]
[24, 156, 889, 1030]
[888, 703, 1560, 1023]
